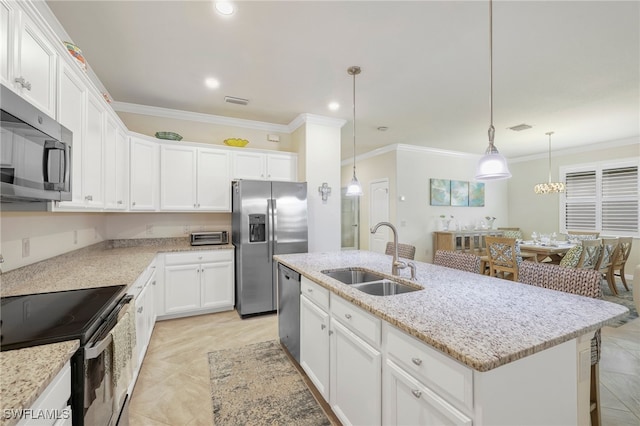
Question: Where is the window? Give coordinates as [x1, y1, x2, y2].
[560, 160, 639, 236]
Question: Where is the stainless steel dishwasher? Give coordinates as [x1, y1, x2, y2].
[277, 263, 301, 362]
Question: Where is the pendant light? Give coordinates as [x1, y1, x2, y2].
[534, 131, 565, 194]
[346, 65, 363, 196]
[475, 0, 512, 181]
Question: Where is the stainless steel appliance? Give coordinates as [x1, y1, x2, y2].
[1, 286, 131, 426]
[190, 230, 228, 246]
[277, 263, 301, 361]
[0, 84, 72, 205]
[232, 180, 308, 317]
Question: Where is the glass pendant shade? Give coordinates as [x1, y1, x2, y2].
[346, 174, 363, 196]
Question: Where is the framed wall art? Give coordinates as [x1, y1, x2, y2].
[450, 180, 469, 206]
[429, 179, 450, 206]
[469, 182, 485, 207]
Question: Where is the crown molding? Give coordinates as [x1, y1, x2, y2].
[341, 143, 477, 166]
[288, 113, 347, 132]
[509, 136, 640, 163]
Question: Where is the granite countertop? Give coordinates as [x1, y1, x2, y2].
[0, 340, 79, 426]
[274, 250, 629, 372]
[0, 238, 234, 420]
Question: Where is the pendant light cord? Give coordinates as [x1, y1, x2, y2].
[547, 131, 554, 183]
[488, 0, 495, 146]
[352, 69, 357, 176]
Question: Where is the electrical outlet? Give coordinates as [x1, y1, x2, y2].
[146, 225, 154, 235]
[94, 227, 98, 240]
[73, 230, 78, 244]
[183, 225, 191, 235]
[22, 238, 30, 258]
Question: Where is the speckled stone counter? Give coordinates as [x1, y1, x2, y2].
[274, 250, 629, 372]
[0, 238, 234, 422]
[0, 340, 79, 426]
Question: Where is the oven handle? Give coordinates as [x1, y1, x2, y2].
[85, 294, 133, 360]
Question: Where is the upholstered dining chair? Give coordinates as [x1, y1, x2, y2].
[609, 237, 633, 292]
[596, 237, 619, 295]
[518, 261, 603, 426]
[497, 227, 523, 240]
[433, 250, 482, 274]
[559, 244, 583, 268]
[577, 239, 602, 270]
[568, 230, 600, 238]
[484, 236, 522, 281]
[385, 242, 416, 260]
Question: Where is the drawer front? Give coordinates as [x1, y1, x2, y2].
[330, 294, 381, 348]
[164, 249, 233, 265]
[384, 323, 473, 413]
[301, 277, 329, 311]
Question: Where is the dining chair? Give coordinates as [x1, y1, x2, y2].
[433, 250, 482, 274]
[484, 236, 521, 281]
[577, 239, 602, 270]
[609, 237, 633, 291]
[596, 237, 619, 295]
[518, 261, 603, 426]
[567, 230, 600, 238]
[559, 244, 583, 268]
[497, 227, 523, 240]
[385, 242, 416, 260]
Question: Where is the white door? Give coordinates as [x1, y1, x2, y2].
[369, 179, 390, 253]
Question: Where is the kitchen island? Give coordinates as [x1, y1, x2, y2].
[274, 250, 629, 425]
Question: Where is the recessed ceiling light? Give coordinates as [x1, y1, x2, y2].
[215, 1, 234, 16]
[328, 102, 340, 111]
[205, 77, 220, 89]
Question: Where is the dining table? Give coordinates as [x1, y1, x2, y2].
[519, 241, 576, 264]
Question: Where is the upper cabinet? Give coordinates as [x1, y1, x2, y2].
[232, 151, 297, 181]
[130, 136, 159, 211]
[82, 92, 105, 208]
[1, 1, 57, 117]
[160, 143, 231, 212]
[104, 115, 128, 210]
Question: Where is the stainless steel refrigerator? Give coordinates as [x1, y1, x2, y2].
[232, 180, 308, 317]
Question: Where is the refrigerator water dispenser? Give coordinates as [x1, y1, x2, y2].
[249, 214, 266, 242]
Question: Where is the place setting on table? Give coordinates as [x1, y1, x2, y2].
[518, 232, 576, 263]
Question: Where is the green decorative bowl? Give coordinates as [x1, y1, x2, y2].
[155, 132, 183, 141]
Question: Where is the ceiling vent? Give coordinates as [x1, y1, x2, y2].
[507, 123, 532, 131]
[224, 96, 249, 106]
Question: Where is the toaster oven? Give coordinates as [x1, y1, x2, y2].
[190, 231, 229, 246]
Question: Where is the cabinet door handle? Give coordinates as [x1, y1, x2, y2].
[412, 357, 423, 366]
[14, 76, 31, 90]
[344, 313, 352, 320]
[321, 324, 326, 330]
[132, 201, 136, 206]
[328, 330, 334, 335]
[152, 280, 156, 286]
[411, 389, 422, 399]
[117, 200, 123, 205]
[138, 307, 143, 313]
[307, 288, 313, 293]
[85, 195, 93, 201]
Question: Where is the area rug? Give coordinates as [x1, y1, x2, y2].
[208, 340, 331, 426]
[601, 281, 637, 327]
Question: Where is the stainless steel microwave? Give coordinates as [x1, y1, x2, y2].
[0, 84, 72, 204]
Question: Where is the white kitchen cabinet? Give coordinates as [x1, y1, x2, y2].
[18, 361, 72, 426]
[81, 92, 104, 208]
[330, 317, 382, 426]
[300, 292, 330, 400]
[129, 136, 159, 211]
[231, 151, 297, 181]
[104, 116, 128, 210]
[384, 360, 472, 426]
[131, 262, 157, 369]
[2, 3, 57, 118]
[160, 144, 230, 211]
[55, 60, 85, 208]
[162, 250, 234, 318]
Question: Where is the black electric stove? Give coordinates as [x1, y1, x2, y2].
[0, 285, 126, 352]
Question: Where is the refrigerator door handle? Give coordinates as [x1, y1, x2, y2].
[267, 198, 273, 259]
[272, 198, 278, 251]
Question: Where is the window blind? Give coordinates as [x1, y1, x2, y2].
[602, 166, 638, 233]
[565, 171, 596, 230]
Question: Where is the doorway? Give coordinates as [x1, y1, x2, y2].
[341, 187, 359, 250]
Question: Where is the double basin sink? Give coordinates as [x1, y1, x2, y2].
[321, 268, 420, 296]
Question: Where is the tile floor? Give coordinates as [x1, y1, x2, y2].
[129, 310, 640, 425]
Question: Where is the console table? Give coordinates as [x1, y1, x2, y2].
[432, 230, 504, 261]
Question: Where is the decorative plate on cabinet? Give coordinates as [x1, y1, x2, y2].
[224, 138, 249, 147]
[155, 132, 183, 141]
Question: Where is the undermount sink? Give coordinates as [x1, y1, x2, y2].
[321, 268, 420, 296]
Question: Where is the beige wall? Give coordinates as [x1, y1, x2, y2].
[117, 111, 295, 152]
[508, 140, 640, 276]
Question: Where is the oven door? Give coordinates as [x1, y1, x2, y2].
[81, 296, 133, 426]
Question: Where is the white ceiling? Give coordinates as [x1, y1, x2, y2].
[46, 1, 640, 159]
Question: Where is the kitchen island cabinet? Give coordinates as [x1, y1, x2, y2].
[275, 250, 628, 426]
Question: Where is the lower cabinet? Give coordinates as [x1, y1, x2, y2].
[300, 295, 330, 400]
[19, 361, 72, 426]
[330, 318, 382, 426]
[131, 262, 157, 370]
[162, 250, 234, 318]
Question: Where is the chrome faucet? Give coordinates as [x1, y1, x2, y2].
[370, 221, 407, 277]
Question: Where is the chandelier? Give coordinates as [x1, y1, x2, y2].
[534, 131, 565, 194]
